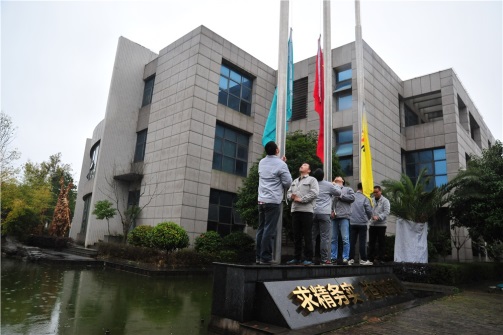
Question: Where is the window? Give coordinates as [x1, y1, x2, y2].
[218, 63, 252, 116]
[86, 141, 100, 180]
[469, 113, 481, 148]
[127, 190, 141, 230]
[291, 77, 308, 120]
[207, 189, 244, 236]
[128, 190, 140, 208]
[142, 76, 155, 107]
[335, 129, 353, 176]
[80, 194, 92, 234]
[213, 123, 249, 177]
[334, 66, 352, 111]
[404, 148, 447, 191]
[405, 105, 419, 127]
[134, 129, 148, 162]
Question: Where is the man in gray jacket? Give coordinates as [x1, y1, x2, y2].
[256, 141, 292, 265]
[331, 176, 355, 265]
[286, 163, 319, 265]
[368, 185, 391, 264]
[312, 168, 341, 265]
[349, 183, 373, 265]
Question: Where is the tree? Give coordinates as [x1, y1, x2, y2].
[99, 162, 161, 242]
[49, 178, 73, 237]
[92, 200, 117, 236]
[381, 169, 448, 223]
[23, 153, 77, 221]
[447, 141, 503, 244]
[1, 153, 75, 239]
[0, 111, 21, 181]
[1, 179, 52, 239]
[236, 130, 344, 232]
[381, 169, 449, 263]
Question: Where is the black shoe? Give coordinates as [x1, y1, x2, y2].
[259, 260, 273, 265]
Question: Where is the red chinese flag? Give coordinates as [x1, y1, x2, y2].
[313, 37, 324, 163]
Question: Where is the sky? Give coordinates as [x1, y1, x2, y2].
[2, 0, 502, 181]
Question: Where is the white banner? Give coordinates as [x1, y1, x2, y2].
[394, 218, 428, 263]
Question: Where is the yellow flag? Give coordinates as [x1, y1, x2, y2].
[360, 109, 374, 203]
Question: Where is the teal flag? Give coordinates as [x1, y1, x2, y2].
[261, 29, 293, 148]
[287, 28, 293, 122]
[262, 88, 278, 147]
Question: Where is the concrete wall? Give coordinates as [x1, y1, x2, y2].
[70, 37, 157, 246]
[137, 26, 276, 245]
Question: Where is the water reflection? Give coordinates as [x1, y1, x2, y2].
[1, 257, 213, 334]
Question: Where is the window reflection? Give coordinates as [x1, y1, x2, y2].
[218, 64, 252, 116]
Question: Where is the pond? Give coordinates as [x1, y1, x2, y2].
[1, 257, 213, 334]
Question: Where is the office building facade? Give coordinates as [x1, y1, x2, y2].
[70, 26, 495, 261]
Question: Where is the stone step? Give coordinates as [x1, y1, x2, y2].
[65, 246, 98, 258]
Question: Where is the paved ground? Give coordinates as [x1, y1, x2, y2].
[327, 282, 503, 335]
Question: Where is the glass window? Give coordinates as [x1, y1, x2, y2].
[335, 129, 353, 176]
[405, 105, 419, 127]
[142, 76, 155, 107]
[337, 68, 352, 82]
[134, 129, 148, 162]
[404, 147, 447, 191]
[80, 194, 92, 234]
[127, 190, 141, 230]
[206, 189, 244, 236]
[213, 123, 249, 177]
[335, 66, 352, 112]
[339, 157, 353, 177]
[218, 63, 253, 116]
[336, 91, 352, 111]
[127, 190, 140, 208]
[86, 142, 100, 180]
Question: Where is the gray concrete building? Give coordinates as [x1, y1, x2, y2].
[69, 26, 495, 261]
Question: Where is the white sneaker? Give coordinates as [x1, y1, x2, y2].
[348, 259, 354, 265]
[359, 260, 373, 265]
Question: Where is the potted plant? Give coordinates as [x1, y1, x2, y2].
[381, 169, 448, 263]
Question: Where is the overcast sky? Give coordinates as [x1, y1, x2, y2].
[2, 0, 502, 180]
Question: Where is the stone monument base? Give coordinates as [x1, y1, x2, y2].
[209, 262, 416, 334]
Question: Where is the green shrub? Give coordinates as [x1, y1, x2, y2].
[215, 250, 238, 263]
[127, 225, 153, 247]
[393, 262, 503, 286]
[150, 222, 189, 252]
[487, 241, 503, 262]
[1, 208, 40, 241]
[194, 231, 223, 253]
[165, 249, 215, 268]
[222, 232, 255, 263]
[222, 232, 254, 252]
[97, 242, 162, 262]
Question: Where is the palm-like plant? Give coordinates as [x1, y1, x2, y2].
[381, 169, 448, 223]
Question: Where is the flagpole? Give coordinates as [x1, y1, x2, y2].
[355, 0, 374, 201]
[274, 0, 289, 264]
[323, 0, 333, 181]
[355, 0, 364, 182]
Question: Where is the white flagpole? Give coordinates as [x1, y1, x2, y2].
[355, 0, 364, 181]
[274, 0, 289, 264]
[323, 0, 333, 181]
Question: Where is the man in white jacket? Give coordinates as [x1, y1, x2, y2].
[368, 185, 391, 264]
[286, 163, 319, 266]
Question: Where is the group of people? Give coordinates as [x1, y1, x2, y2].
[255, 141, 390, 266]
